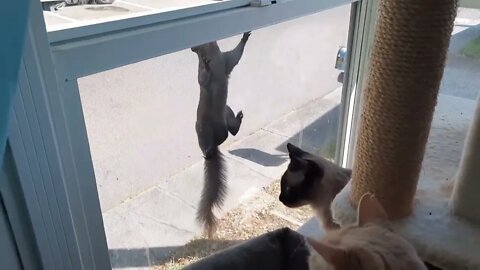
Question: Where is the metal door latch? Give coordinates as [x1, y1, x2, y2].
[250, 0, 276, 7]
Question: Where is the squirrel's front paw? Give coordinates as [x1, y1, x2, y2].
[236, 111, 243, 120]
[242, 31, 251, 41]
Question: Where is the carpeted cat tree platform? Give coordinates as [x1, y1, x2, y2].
[332, 0, 480, 269]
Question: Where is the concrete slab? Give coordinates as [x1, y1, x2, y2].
[79, 6, 351, 212]
[104, 200, 196, 268]
[157, 155, 273, 217]
[123, 187, 198, 232]
[441, 53, 480, 101]
[265, 88, 342, 158]
[43, 12, 74, 26]
[264, 88, 341, 138]
[104, 187, 198, 268]
[224, 87, 342, 181]
[54, 2, 148, 22]
[93, 138, 202, 211]
[226, 130, 289, 180]
[221, 156, 274, 212]
[442, 10, 480, 100]
[104, 152, 275, 268]
[124, 0, 212, 10]
[101, 90, 346, 267]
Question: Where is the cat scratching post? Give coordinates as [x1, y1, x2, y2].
[331, 2, 480, 268]
[348, 0, 456, 218]
[450, 97, 480, 224]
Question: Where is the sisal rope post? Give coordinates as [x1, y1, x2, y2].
[350, 0, 457, 219]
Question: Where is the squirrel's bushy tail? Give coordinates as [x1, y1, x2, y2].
[196, 146, 227, 237]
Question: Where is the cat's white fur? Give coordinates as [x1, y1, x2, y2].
[307, 243, 333, 270]
[306, 194, 427, 270]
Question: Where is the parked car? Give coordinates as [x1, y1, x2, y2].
[335, 46, 347, 83]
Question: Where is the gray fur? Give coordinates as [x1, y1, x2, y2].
[197, 147, 227, 237]
[191, 32, 251, 236]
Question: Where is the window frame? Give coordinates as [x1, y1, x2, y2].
[335, 0, 377, 167]
[47, 0, 252, 42]
[50, 0, 356, 80]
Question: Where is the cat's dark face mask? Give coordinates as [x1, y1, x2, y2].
[279, 143, 323, 208]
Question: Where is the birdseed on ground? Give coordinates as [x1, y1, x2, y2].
[154, 179, 313, 269]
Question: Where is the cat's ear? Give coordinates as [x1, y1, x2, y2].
[357, 193, 388, 226]
[286, 143, 307, 168]
[307, 238, 349, 267]
[289, 155, 308, 171]
[286, 143, 306, 158]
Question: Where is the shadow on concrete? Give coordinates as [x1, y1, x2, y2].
[228, 148, 288, 167]
[109, 239, 241, 268]
[449, 23, 480, 54]
[275, 105, 340, 159]
[441, 23, 480, 100]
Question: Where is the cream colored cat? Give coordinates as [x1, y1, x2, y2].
[307, 193, 427, 270]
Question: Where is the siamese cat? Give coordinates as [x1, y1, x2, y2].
[279, 143, 351, 230]
[191, 32, 251, 237]
[306, 193, 427, 270]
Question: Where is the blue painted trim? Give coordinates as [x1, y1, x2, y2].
[0, 0, 31, 164]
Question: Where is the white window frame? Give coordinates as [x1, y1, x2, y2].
[47, 0, 252, 41]
[334, 0, 377, 167]
[50, 0, 355, 80]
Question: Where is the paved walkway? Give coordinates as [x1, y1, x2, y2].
[76, 5, 350, 212]
[104, 89, 342, 269]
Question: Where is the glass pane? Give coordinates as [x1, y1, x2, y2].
[421, 7, 480, 192]
[77, 4, 351, 268]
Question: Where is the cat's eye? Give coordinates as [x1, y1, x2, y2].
[285, 187, 291, 193]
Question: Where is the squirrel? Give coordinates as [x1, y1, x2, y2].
[191, 31, 251, 237]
